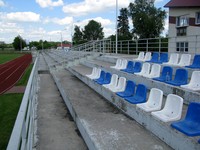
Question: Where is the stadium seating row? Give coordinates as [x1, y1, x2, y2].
[111, 59, 200, 91]
[134, 52, 200, 68]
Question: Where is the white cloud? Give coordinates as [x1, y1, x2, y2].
[62, 0, 131, 16]
[5, 12, 40, 22]
[43, 16, 73, 25]
[0, 0, 5, 7]
[36, 0, 63, 8]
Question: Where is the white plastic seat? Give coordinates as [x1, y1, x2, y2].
[136, 88, 163, 112]
[163, 53, 179, 65]
[103, 74, 118, 89]
[143, 52, 152, 61]
[110, 59, 122, 69]
[143, 64, 161, 78]
[116, 59, 128, 70]
[176, 54, 191, 67]
[86, 67, 97, 78]
[89, 68, 101, 79]
[135, 63, 150, 76]
[151, 94, 183, 122]
[134, 52, 144, 61]
[108, 77, 126, 92]
[181, 71, 200, 91]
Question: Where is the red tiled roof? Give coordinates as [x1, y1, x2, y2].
[165, 0, 200, 8]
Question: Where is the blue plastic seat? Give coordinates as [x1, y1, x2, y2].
[186, 55, 200, 69]
[153, 66, 173, 82]
[127, 62, 142, 73]
[146, 52, 159, 63]
[94, 70, 105, 83]
[165, 69, 188, 86]
[97, 72, 112, 85]
[121, 61, 134, 73]
[198, 139, 200, 144]
[124, 84, 147, 104]
[171, 102, 200, 136]
[116, 81, 135, 98]
[155, 53, 168, 64]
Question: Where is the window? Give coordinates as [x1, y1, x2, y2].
[176, 42, 188, 52]
[196, 12, 200, 24]
[176, 16, 188, 27]
[177, 27, 187, 36]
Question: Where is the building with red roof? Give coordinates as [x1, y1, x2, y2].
[165, 0, 200, 54]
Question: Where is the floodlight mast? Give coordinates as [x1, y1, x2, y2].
[116, 0, 118, 54]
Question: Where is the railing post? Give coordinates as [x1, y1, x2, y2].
[136, 40, 138, 55]
[146, 39, 148, 52]
[128, 41, 129, 55]
[159, 38, 161, 54]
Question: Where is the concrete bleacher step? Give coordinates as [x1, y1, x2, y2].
[51, 68, 172, 150]
[37, 55, 87, 149]
[68, 64, 200, 150]
[81, 58, 200, 105]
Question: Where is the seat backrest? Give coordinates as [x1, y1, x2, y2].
[168, 53, 179, 64]
[190, 71, 200, 86]
[110, 74, 118, 86]
[144, 52, 152, 61]
[135, 84, 147, 99]
[192, 55, 200, 66]
[140, 63, 150, 74]
[137, 52, 145, 60]
[150, 64, 161, 76]
[121, 59, 128, 68]
[162, 94, 183, 118]
[126, 61, 134, 69]
[96, 68, 102, 78]
[150, 52, 159, 61]
[134, 62, 142, 72]
[146, 88, 163, 108]
[174, 69, 188, 84]
[116, 59, 122, 68]
[117, 77, 127, 91]
[91, 67, 97, 76]
[98, 70, 106, 80]
[105, 72, 112, 83]
[161, 66, 173, 80]
[160, 53, 168, 62]
[178, 54, 191, 66]
[124, 80, 135, 95]
[184, 102, 200, 123]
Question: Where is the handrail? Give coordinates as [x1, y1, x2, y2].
[7, 56, 39, 150]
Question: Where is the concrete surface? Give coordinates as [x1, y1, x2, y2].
[36, 55, 87, 150]
[69, 64, 200, 150]
[53, 68, 172, 150]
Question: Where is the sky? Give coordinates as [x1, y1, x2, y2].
[0, 0, 170, 44]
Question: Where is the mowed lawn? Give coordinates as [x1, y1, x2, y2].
[0, 53, 22, 64]
[0, 53, 33, 149]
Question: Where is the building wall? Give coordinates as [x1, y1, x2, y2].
[168, 8, 200, 55]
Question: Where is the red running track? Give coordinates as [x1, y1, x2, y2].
[0, 54, 32, 95]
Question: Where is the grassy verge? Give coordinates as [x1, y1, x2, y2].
[0, 54, 23, 64]
[0, 94, 23, 150]
[16, 64, 33, 86]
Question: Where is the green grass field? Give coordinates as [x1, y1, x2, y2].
[17, 64, 33, 86]
[0, 54, 22, 64]
[0, 94, 23, 150]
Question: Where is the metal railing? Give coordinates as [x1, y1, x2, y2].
[7, 56, 39, 150]
[70, 35, 200, 55]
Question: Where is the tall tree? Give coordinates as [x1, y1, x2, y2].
[129, 0, 166, 39]
[12, 35, 26, 50]
[117, 8, 131, 40]
[73, 25, 84, 45]
[83, 20, 104, 41]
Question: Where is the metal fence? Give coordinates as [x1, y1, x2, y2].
[7, 56, 39, 150]
[70, 35, 200, 55]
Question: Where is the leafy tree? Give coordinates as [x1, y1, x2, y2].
[129, 0, 166, 39]
[73, 25, 84, 45]
[117, 8, 132, 40]
[83, 20, 104, 41]
[13, 36, 26, 50]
